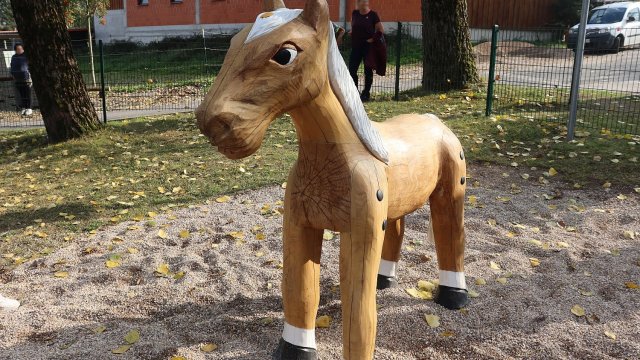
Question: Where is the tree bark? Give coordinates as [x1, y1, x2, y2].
[10, 0, 102, 142]
[421, 0, 479, 91]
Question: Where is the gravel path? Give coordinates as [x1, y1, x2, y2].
[1, 164, 638, 359]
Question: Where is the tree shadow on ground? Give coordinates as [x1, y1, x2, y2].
[0, 201, 95, 233]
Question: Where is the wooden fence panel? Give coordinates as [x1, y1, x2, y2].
[109, 0, 124, 10]
[467, 0, 557, 29]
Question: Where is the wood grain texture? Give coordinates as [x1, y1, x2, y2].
[281, 194, 324, 330]
[340, 159, 388, 359]
[195, 0, 469, 358]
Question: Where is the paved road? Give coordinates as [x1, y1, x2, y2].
[479, 47, 640, 93]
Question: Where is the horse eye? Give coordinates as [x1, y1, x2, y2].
[272, 48, 298, 66]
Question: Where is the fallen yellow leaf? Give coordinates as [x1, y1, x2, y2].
[418, 280, 436, 292]
[623, 231, 635, 240]
[529, 258, 541, 267]
[316, 315, 332, 328]
[496, 277, 507, 284]
[489, 261, 501, 270]
[323, 230, 335, 240]
[155, 263, 170, 277]
[93, 325, 107, 334]
[548, 168, 558, 176]
[604, 330, 616, 341]
[625, 282, 638, 289]
[406, 288, 433, 300]
[54, 271, 69, 278]
[173, 271, 186, 280]
[579, 289, 594, 296]
[111, 344, 132, 354]
[216, 196, 231, 203]
[529, 239, 543, 246]
[201, 343, 218, 352]
[105, 260, 120, 269]
[424, 314, 440, 328]
[468, 289, 480, 298]
[157, 229, 168, 239]
[571, 305, 585, 317]
[124, 329, 140, 344]
[475, 278, 486, 285]
[557, 241, 570, 248]
[179, 230, 190, 239]
[440, 330, 455, 337]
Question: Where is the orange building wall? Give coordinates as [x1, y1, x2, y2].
[199, 0, 341, 24]
[124, 0, 554, 29]
[127, 0, 196, 27]
[346, 0, 422, 22]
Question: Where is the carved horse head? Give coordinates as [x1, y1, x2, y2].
[196, 0, 388, 162]
[196, 0, 332, 159]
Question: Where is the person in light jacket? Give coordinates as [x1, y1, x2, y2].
[10, 43, 33, 116]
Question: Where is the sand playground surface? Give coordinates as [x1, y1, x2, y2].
[1, 164, 639, 359]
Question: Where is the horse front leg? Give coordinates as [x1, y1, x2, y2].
[274, 204, 323, 359]
[340, 161, 388, 359]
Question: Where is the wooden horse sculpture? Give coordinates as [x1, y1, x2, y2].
[196, 0, 469, 358]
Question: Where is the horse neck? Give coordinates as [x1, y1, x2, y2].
[288, 80, 361, 146]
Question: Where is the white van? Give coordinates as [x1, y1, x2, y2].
[567, 1, 640, 53]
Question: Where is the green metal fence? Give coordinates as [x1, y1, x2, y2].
[485, 24, 640, 136]
[4, 21, 639, 137]
[0, 23, 424, 128]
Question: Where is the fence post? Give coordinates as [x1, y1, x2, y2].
[99, 40, 107, 124]
[394, 22, 402, 101]
[485, 24, 499, 116]
[567, 0, 590, 141]
[202, 28, 207, 67]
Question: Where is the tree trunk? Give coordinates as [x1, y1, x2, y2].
[10, 0, 102, 142]
[421, 0, 479, 91]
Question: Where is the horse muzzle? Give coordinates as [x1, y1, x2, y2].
[196, 110, 262, 159]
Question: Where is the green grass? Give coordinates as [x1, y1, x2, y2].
[1, 91, 638, 268]
[493, 84, 640, 135]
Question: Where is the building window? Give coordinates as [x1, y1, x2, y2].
[138, 0, 148, 5]
[170, 0, 182, 3]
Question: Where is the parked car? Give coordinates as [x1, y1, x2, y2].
[567, 1, 640, 53]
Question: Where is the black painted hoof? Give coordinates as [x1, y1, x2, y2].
[273, 338, 317, 360]
[376, 274, 398, 290]
[434, 285, 469, 310]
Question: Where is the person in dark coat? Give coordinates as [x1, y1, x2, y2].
[10, 43, 33, 116]
[348, 0, 384, 102]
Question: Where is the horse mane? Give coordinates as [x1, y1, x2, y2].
[326, 22, 389, 164]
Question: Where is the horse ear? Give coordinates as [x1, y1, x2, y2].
[303, 0, 329, 30]
[263, 0, 286, 11]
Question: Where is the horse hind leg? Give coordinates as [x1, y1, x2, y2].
[377, 217, 405, 289]
[430, 146, 469, 310]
